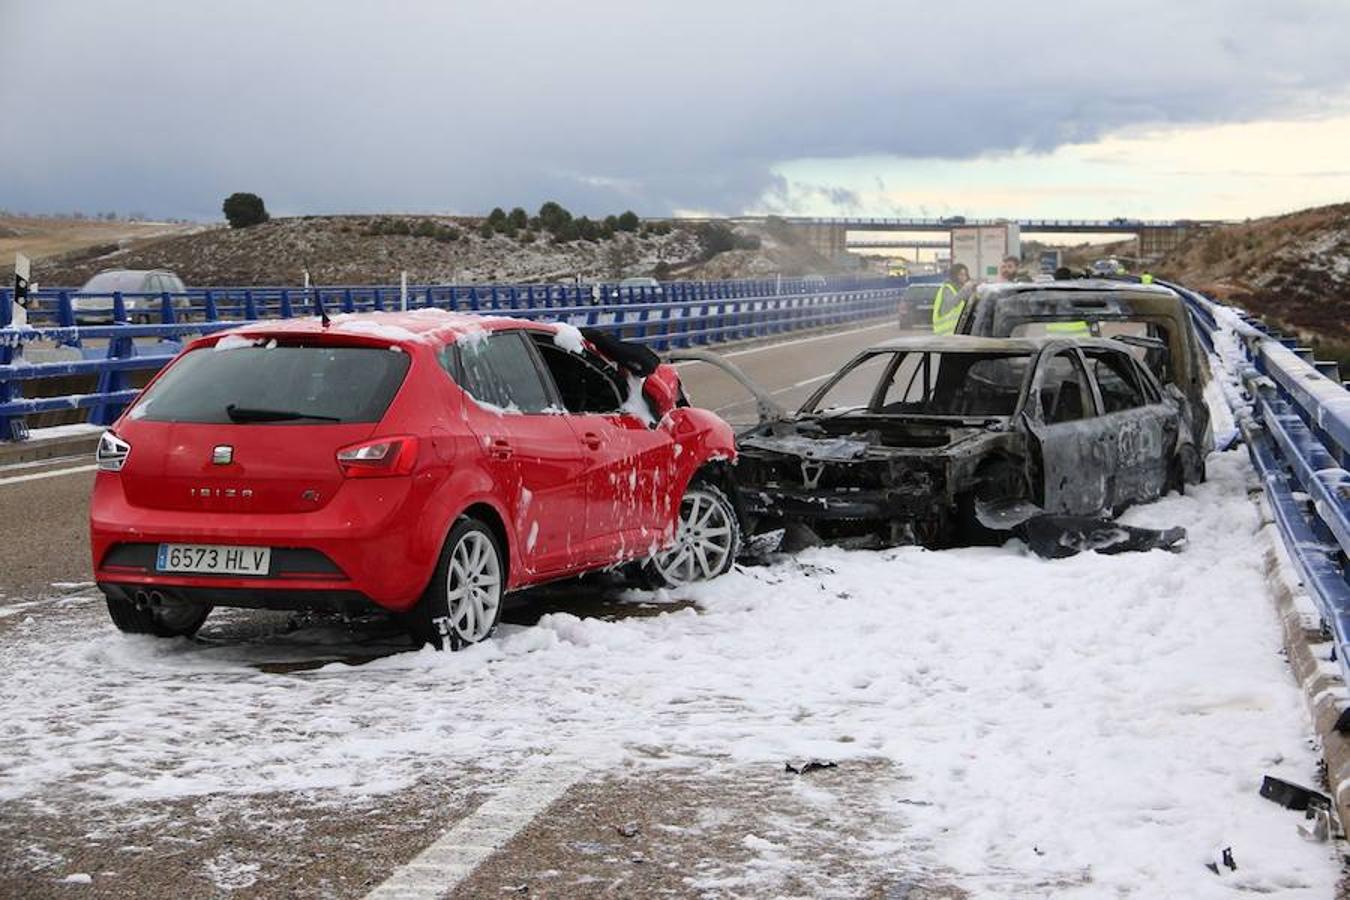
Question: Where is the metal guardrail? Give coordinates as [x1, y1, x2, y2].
[1177, 283, 1350, 700]
[0, 277, 905, 441]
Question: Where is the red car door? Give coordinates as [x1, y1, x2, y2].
[453, 331, 589, 580]
[570, 409, 677, 562]
[528, 337, 677, 567]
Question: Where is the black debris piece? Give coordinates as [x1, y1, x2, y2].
[785, 758, 838, 774]
[581, 328, 660, 377]
[1204, 846, 1237, 874]
[1018, 515, 1187, 559]
[1260, 775, 1331, 811]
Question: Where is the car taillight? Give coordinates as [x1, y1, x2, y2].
[96, 431, 131, 471]
[336, 436, 419, 478]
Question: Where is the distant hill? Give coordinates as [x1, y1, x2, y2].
[1160, 203, 1350, 362]
[25, 215, 852, 288]
[0, 214, 201, 275]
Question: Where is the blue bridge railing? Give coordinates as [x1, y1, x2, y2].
[1177, 283, 1350, 700]
[0, 276, 905, 441]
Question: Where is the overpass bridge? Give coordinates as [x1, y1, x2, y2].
[844, 239, 949, 251]
[706, 215, 1224, 262]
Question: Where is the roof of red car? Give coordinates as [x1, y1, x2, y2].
[215, 309, 556, 346]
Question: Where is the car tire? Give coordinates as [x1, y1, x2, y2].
[407, 517, 505, 650]
[642, 481, 740, 588]
[105, 591, 212, 638]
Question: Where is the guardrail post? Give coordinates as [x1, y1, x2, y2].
[244, 290, 258, 320]
[0, 299, 27, 440]
[204, 290, 219, 321]
[636, 304, 650, 342]
[279, 289, 293, 318]
[57, 291, 75, 328]
[160, 291, 175, 324]
[90, 329, 135, 426]
[112, 291, 127, 323]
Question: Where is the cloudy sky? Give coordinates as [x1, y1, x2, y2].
[3, 0, 1349, 222]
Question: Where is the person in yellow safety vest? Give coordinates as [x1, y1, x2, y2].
[931, 263, 970, 334]
[1046, 319, 1092, 337]
[1046, 259, 1091, 335]
[1140, 272, 1154, 284]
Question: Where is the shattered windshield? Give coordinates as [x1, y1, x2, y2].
[803, 350, 1030, 418]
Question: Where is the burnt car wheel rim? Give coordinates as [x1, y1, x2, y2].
[652, 488, 734, 585]
[447, 531, 501, 643]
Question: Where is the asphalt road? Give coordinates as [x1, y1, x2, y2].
[0, 319, 945, 900]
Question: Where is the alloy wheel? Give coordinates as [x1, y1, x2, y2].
[446, 530, 502, 643]
[651, 487, 736, 586]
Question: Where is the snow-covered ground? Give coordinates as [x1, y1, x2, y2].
[0, 450, 1338, 896]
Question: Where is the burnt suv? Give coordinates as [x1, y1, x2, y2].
[954, 279, 1213, 466]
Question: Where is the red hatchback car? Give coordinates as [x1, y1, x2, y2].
[90, 311, 740, 648]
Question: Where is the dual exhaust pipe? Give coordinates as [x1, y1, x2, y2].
[132, 589, 167, 609]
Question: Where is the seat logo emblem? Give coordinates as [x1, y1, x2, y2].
[212, 445, 234, 465]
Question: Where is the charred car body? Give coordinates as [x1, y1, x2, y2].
[954, 279, 1213, 473]
[727, 335, 1204, 550]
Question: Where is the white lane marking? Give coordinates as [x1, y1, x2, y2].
[0, 464, 98, 487]
[713, 372, 835, 414]
[365, 764, 581, 900]
[671, 321, 895, 367]
[0, 453, 91, 474]
[722, 321, 894, 359]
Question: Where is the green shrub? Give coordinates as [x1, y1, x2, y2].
[552, 219, 580, 243]
[388, 219, 411, 236]
[518, 230, 536, 244]
[617, 210, 640, 232]
[579, 217, 606, 242]
[538, 201, 572, 233]
[478, 221, 495, 239]
[222, 192, 269, 229]
[435, 225, 460, 243]
[694, 221, 759, 260]
[508, 207, 529, 230]
[487, 207, 507, 229]
[413, 219, 438, 238]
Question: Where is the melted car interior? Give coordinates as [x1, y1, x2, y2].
[804, 350, 1032, 420]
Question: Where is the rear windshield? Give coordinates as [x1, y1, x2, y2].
[130, 342, 411, 424]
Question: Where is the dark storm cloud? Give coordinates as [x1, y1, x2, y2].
[2, 0, 1348, 218]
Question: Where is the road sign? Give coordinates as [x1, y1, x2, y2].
[11, 253, 30, 327]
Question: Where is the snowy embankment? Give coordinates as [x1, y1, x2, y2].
[0, 453, 1338, 895]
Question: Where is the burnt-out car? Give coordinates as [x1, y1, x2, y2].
[727, 335, 1204, 549]
[954, 280, 1213, 463]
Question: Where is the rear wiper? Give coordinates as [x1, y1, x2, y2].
[226, 404, 341, 423]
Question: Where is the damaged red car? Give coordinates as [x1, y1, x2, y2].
[90, 311, 740, 648]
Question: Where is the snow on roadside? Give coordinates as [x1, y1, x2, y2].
[0, 454, 1336, 896]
